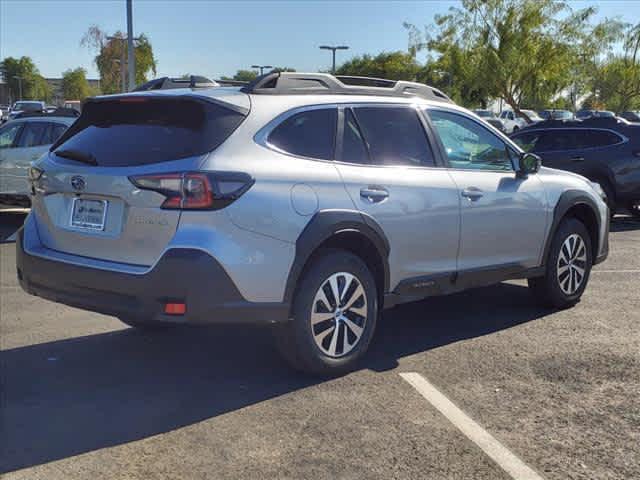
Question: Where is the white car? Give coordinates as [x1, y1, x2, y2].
[499, 109, 542, 133]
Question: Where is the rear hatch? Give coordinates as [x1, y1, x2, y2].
[30, 91, 249, 266]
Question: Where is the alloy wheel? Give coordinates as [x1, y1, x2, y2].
[311, 272, 368, 358]
[557, 233, 587, 295]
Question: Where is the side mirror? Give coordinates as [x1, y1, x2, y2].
[517, 152, 541, 178]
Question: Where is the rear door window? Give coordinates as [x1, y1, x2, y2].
[268, 108, 337, 160]
[41, 123, 68, 145]
[582, 130, 623, 148]
[53, 98, 246, 167]
[353, 106, 435, 166]
[17, 122, 48, 147]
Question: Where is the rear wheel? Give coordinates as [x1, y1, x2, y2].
[528, 217, 593, 308]
[274, 249, 378, 376]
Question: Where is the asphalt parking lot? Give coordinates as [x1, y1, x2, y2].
[1, 211, 638, 479]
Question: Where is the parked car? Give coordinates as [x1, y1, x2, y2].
[575, 109, 595, 120]
[0, 104, 10, 123]
[472, 109, 506, 132]
[498, 109, 542, 133]
[0, 115, 74, 206]
[539, 109, 575, 121]
[6, 101, 45, 122]
[17, 73, 609, 375]
[511, 122, 640, 216]
[619, 111, 640, 122]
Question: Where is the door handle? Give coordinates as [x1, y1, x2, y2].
[461, 187, 484, 201]
[360, 186, 389, 203]
[571, 156, 585, 162]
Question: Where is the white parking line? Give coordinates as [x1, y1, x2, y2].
[592, 269, 640, 273]
[400, 372, 545, 480]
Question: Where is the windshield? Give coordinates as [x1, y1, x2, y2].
[53, 97, 246, 167]
[13, 102, 42, 112]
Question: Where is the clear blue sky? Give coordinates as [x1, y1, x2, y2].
[1, 0, 640, 80]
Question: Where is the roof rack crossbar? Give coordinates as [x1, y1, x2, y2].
[240, 72, 454, 103]
[133, 75, 219, 92]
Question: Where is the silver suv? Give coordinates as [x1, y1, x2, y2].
[17, 73, 609, 375]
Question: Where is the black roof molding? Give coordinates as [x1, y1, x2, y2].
[133, 75, 219, 92]
[240, 72, 454, 103]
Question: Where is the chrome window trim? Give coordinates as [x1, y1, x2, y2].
[254, 101, 445, 171]
[511, 127, 628, 154]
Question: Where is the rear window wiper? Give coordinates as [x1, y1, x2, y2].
[54, 149, 98, 166]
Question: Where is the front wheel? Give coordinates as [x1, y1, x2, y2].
[528, 217, 593, 309]
[273, 249, 378, 376]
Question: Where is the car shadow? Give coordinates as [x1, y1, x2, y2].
[0, 209, 27, 243]
[0, 282, 550, 473]
[610, 215, 640, 232]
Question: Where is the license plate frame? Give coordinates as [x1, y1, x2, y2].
[70, 197, 108, 231]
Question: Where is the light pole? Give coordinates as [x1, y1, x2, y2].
[108, 32, 141, 92]
[319, 45, 349, 74]
[13, 76, 23, 100]
[127, 0, 136, 91]
[251, 65, 273, 76]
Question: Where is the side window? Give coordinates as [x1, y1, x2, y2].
[0, 123, 22, 148]
[512, 132, 544, 153]
[428, 109, 513, 171]
[17, 122, 48, 147]
[268, 108, 337, 160]
[341, 108, 369, 164]
[353, 106, 435, 166]
[41, 123, 68, 145]
[582, 130, 622, 148]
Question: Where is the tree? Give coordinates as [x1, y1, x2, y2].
[61, 67, 91, 100]
[0, 56, 52, 102]
[81, 25, 157, 94]
[592, 23, 640, 111]
[406, 0, 617, 115]
[223, 69, 258, 82]
[335, 51, 420, 80]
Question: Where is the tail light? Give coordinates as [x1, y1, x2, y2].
[129, 171, 254, 210]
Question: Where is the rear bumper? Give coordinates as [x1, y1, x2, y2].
[594, 213, 609, 265]
[16, 230, 290, 325]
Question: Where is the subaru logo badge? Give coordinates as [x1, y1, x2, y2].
[71, 176, 86, 192]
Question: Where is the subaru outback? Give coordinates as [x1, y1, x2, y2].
[17, 73, 609, 375]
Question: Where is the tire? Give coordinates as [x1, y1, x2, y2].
[119, 317, 173, 330]
[273, 249, 378, 376]
[528, 217, 593, 309]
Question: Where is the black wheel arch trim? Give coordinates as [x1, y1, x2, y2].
[283, 209, 391, 305]
[542, 189, 603, 267]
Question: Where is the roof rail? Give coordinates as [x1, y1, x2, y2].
[240, 72, 453, 103]
[14, 108, 80, 119]
[133, 75, 219, 92]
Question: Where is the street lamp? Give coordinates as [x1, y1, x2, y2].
[319, 45, 349, 74]
[251, 65, 273, 76]
[13, 76, 23, 100]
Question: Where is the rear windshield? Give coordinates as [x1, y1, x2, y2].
[14, 102, 42, 112]
[52, 98, 246, 167]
